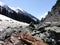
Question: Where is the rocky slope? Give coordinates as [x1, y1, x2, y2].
[0, 14, 48, 45]
[42, 0, 60, 22]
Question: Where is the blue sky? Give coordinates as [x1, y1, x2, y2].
[0, 0, 56, 20]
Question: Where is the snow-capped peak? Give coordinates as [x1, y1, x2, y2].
[9, 6, 18, 12]
[9, 6, 24, 13]
[0, 1, 24, 13]
[0, 1, 5, 6]
[17, 7, 24, 12]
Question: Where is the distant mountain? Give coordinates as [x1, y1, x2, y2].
[41, 0, 60, 22]
[0, 2, 40, 24]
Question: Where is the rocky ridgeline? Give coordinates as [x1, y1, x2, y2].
[41, 0, 60, 22]
[30, 22, 60, 45]
[0, 2, 40, 24]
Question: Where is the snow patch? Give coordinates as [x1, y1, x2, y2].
[9, 6, 18, 12]
[0, 14, 11, 20]
[9, 6, 24, 13]
[0, 14, 29, 26]
[17, 7, 24, 12]
[39, 12, 48, 20]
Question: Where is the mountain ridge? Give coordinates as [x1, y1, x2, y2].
[0, 1, 40, 24]
[41, 0, 60, 23]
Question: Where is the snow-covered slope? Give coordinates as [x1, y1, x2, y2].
[0, 14, 29, 31]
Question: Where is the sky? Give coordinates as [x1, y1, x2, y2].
[0, 0, 56, 20]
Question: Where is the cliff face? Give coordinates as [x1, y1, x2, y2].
[43, 0, 60, 22]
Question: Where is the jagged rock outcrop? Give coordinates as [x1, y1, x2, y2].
[0, 32, 48, 45]
[42, 0, 60, 22]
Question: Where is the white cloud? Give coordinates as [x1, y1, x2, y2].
[39, 12, 48, 20]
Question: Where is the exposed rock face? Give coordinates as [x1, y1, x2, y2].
[42, 0, 60, 22]
[0, 4, 40, 24]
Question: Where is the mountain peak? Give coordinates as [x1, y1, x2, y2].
[9, 6, 24, 13]
[0, 1, 24, 13]
[17, 7, 24, 12]
[0, 2, 40, 24]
